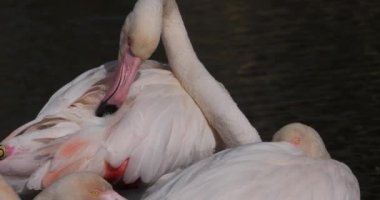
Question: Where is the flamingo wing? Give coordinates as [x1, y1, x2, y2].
[26, 63, 216, 190]
[104, 65, 216, 184]
[37, 61, 116, 118]
[0, 62, 116, 193]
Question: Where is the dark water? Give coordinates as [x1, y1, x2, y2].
[0, 0, 379, 199]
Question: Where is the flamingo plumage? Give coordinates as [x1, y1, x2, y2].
[0, 0, 259, 193]
[143, 123, 360, 200]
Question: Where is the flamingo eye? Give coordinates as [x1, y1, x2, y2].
[0, 145, 6, 160]
[89, 189, 101, 198]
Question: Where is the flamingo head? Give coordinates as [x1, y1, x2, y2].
[272, 122, 331, 159]
[0, 142, 46, 193]
[35, 172, 128, 200]
[0, 142, 42, 176]
[96, 0, 163, 117]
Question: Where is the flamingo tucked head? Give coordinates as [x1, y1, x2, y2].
[34, 172, 127, 200]
[0, 131, 63, 193]
[96, 0, 164, 117]
[0, 143, 41, 192]
[272, 122, 331, 159]
[0, 139, 48, 178]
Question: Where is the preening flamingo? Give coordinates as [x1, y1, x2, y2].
[0, 0, 260, 193]
[143, 123, 360, 200]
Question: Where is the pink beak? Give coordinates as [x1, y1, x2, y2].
[96, 50, 142, 117]
[99, 190, 128, 200]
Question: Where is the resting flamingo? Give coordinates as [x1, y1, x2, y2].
[1, 172, 127, 200]
[0, 0, 260, 193]
[143, 123, 360, 200]
[33, 172, 127, 200]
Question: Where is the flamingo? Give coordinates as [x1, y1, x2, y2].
[1, 172, 127, 200]
[142, 123, 360, 200]
[33, 172, 127, 200]
[0, 0, 260, 193]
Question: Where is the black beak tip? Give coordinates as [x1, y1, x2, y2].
[95, 101, 119, 117]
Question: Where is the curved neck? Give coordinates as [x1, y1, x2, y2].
[162, 0, 261, 147]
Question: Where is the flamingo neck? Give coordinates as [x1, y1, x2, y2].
[162, 0, 261, 147]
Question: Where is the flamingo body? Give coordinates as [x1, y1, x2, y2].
[1, 0, 260, 192]
[144, 142, 359, 200]
[1, 60, 216, 192]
